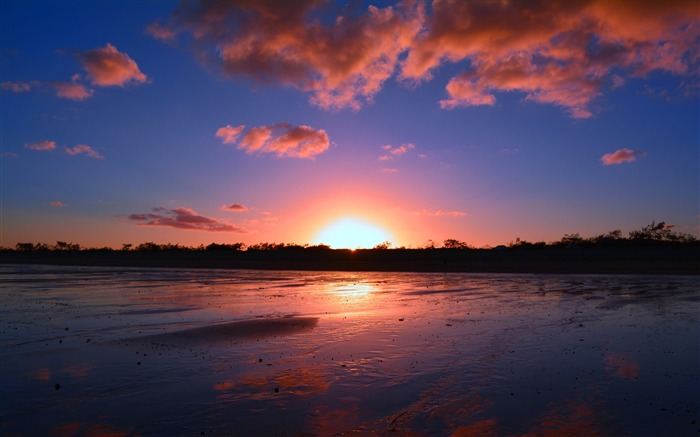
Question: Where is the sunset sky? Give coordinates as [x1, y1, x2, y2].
[2, 0, 698, 249]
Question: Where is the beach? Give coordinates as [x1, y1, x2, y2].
[1, 264, 698, 435]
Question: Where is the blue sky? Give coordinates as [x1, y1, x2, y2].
[2, 0, 698, 248]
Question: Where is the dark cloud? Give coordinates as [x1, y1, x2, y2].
[128, 207, 247, 232]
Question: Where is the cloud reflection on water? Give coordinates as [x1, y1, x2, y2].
[0, 266, 697, 435]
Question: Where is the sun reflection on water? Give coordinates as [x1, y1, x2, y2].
[325, 282, 376, 305]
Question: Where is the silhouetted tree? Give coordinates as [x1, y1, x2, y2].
[53, 241, 80, 251]
[373, 241, 392, 250]
[629, 221, 697, 243]
[135, 242, 161, 251]
[629, 221, 671, 240]
[443, 239, 469, 249]
[15, 242, 36, 251]
[558, 233, 584, 247]
[205, 242, 246, 251]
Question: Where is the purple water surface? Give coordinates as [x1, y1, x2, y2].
[1, 265, 698, 435]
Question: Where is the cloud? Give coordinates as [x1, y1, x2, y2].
[128, 207, 247, 232]
[215, 124, 245, 144]
[601, 148, 646, 165]
[411, 209, 467, 217]
[25, 140, 57, 151]
[1, 81, 37, 93]
[6, 45, 145, 99]
[145, 22, 177, 41]
[54, 76, 93, 100]
[220, 203, 248, 212]
[77, 43, 148, 87]
[435, 43, 605, 118]
[65, 144, 104, 159]
[404, 0, 698, 118]
[217, 123, 330, 159]
[152, 0, 423, 110]
[50, 201, 66, 207]
[379, 143, 415, 160]
[382, 168, 399, 173]
[3, 78, 94, 100]
[154, 0, 698, 117]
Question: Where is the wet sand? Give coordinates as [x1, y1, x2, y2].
[2, 245, 698, 274]
[141, 316, 320, 345]
[1, 265, 698, 435]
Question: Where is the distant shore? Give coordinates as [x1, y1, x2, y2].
[2, 246, 698, 275]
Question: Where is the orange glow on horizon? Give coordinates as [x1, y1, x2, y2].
[314, 217, 392, 249]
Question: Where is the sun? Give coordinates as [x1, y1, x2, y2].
[314, 217, 392, 249]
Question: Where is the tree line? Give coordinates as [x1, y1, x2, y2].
[5, 221, 697, 252]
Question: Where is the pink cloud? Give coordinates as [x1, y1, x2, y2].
[153, 0, 697, 117]
[65, 144, 104, 159]
[1, 81, 36, 93]
[155, 1, 423, 110]
[77, 43, 148, 87]
[379, 143, 415, 160]
[215, 124, 245, 144]
[412, 209, 467, 217]
[146, 22, 177, 41]
[601, 148, 646, 165]
[50, 201, 66, 207]
[442, 57, 603, 117]
[220, 203, 248, 212]
[382, 168, 399, 173]
[404, 0, 698, 118]
[54, 79, 93, 100]
[218, 123, 330, 159]
[390, 143, 414, 156]
[440, 76, 496, 109]
[128, 207, 247, 232]
[24, 140, 57, 151]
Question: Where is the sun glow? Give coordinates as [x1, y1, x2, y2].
[315, 217, 392, 249]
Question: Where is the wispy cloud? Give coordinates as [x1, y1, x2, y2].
[412, 209, 467, 217]
[601, 148, 646, 165]
[382, 168, 399, 173]
[153, 0, 697, 117]
[77, 43, 148, 87]
[5, 44, 146, 100]
[65, 144, 104, 159]
[1, 80, 37, 93]
[24, 140, 57, 151]
[50, 200, 66, 207]
[220, 203, 248, 212]
[128, 207, 247, 232]
[216, 123, 330, 159]
[215, 125, 245, 145]
[53, 74, 93, 100]
[379, 143, 415, 160]
[145, 22, 176, 41]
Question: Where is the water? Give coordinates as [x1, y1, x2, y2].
[1, 264, 698, 436]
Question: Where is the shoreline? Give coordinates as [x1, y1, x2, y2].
[2, 247, 698, 275]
